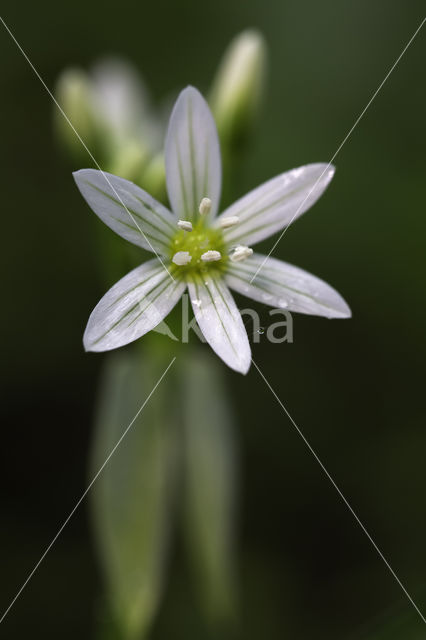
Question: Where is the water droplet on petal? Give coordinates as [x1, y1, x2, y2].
[257, 327, 265, 334]
[278, 299, 289, 308]
[192, 299, 202, 308]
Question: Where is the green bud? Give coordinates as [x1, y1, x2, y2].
[54, 68, 95, 160]
[140, 152, 167, 203]
[210, 30, 267, 147]
[107, 140, 148, 184]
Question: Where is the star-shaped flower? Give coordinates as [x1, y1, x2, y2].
[74, 87, 350, 374]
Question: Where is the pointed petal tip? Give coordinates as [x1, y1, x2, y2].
[333, 294, 352, 319]
[83, 330, 95, 352]
[226, 348, 251, 375]
[315, 162, 335, 179]
[240, 359, 251, 375]
[224, 354, 251, 375]
[341, 305, 352, 319]
[328, 301, 352, 319]
[72, 167, 96, 184]
[176, 85, 204, 104]
[182, 84, 201, 95]
[305, 162, 335, 182]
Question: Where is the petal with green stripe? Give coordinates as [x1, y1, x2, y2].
[188, 275, 251, 374]
[165, 86, 222, 221]
[216, 163, 334, 246]
[226, 253, 351, 318]
[84, 259, 186, 351]
[73, 169, 176, 255]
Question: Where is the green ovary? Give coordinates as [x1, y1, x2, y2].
[169, 219, 228, 277]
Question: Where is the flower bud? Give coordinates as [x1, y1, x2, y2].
[108, 140, 148, 183]
[54, 68, 95, 159]
[209, 30, 267, 146]
[141, 152, 167, 202]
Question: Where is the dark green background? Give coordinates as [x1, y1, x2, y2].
[1, 0, 425, 638]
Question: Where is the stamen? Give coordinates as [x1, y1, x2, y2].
[172, 251, 192, 266]
[177, 219, 193, 232]
[220, 216, 239, 229]
[199, 197, 212, 216]
[201, 250, 221, 262]
[230, 245, 253, 262]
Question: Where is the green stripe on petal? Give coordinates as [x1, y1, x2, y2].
[165, 87, 222, 222]
[188, 275, 251, 374]
[73, 169, 176, 255]
[84, 259, 186, 351]
[216, 164, 334, 246]
[226, 253, 351, 318]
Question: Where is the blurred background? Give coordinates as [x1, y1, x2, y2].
[1, 0, 426, 638]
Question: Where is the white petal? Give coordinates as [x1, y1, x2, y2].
[216, 164, 334, 246]
[187, 276, 251, 374]
[226, 253, 351, 318]
[165, 86, 222, 221]
[73, 169, 176, 255]
[84, 259, 186, 351]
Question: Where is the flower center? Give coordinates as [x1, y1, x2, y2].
[169, 217, 227, 277]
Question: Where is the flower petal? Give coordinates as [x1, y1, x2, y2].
[187, 275, 251, 374]
[84, 259, 186, 352]
[165, 86, 222, 221]
[216, 163, 334, 246]
[226, 253, 351, 318]
[73, 169, 176, 255]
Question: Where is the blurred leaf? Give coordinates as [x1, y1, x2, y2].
[90, 350, 179, 640]
[180, 348, 238, 629]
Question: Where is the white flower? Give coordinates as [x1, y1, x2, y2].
[74, 86, 350, 374]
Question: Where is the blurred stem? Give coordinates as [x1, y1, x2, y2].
[180, 348, 239, 633]
[91, 345, 180, 640]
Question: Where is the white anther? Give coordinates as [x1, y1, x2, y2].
[220, 216, 239, 229]
[172, 251, 192, 266]
[230, 245, 253, 262]
[201, 250, 222, 262]
[199, 197, 212, 215]
[177, 219, 193, 232]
